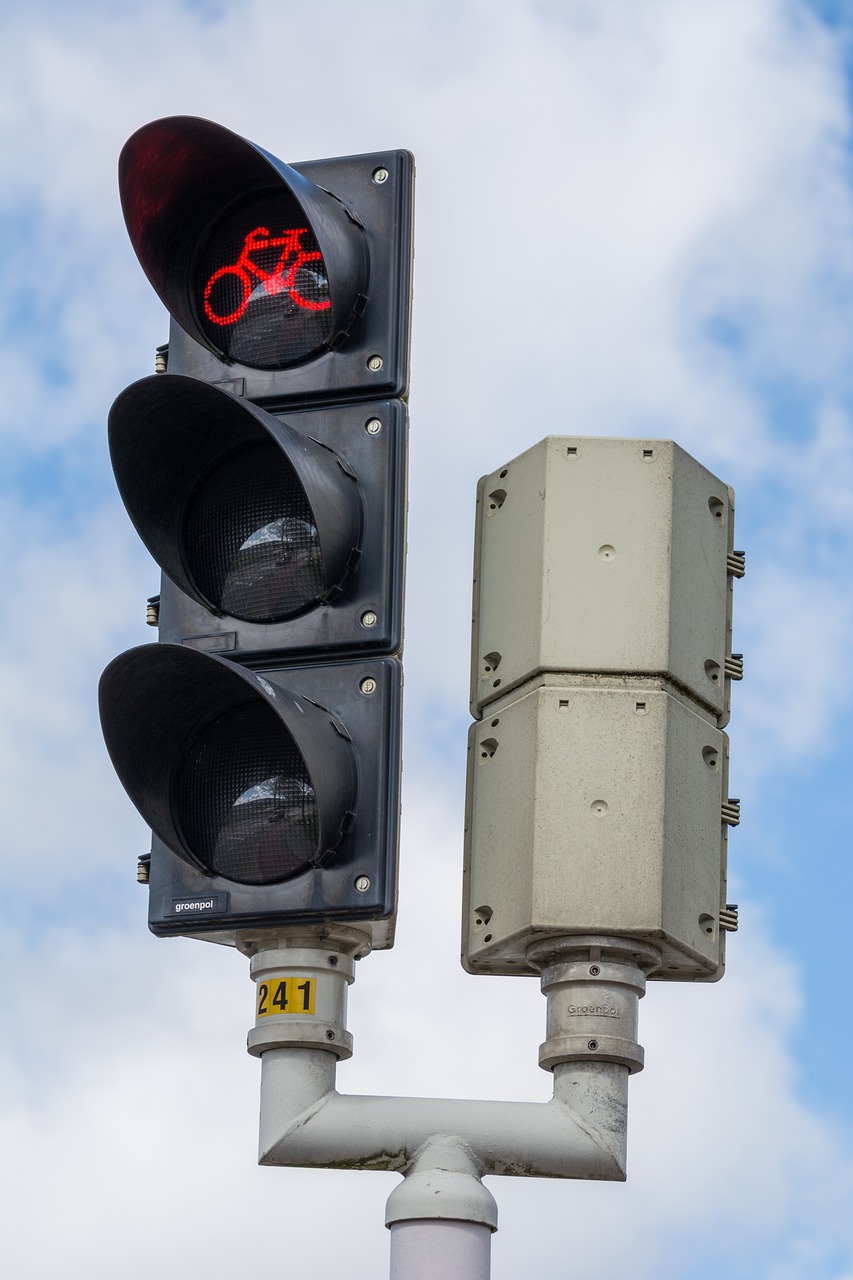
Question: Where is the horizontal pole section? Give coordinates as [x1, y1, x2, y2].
[258, 1049, 628, 1181]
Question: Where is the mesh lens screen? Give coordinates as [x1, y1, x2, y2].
[184, 442, 324, 623]
[176, 700, 318, 885]
[194, 189, 333, 370]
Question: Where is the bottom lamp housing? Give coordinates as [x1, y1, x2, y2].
[149, 657, 401, 947]
[99, 645, 402, 950]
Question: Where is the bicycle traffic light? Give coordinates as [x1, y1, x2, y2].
[100, 118, 414, 951]
[118, 115, 412, 403]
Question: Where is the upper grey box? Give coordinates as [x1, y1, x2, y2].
[471, 437, 738, 724]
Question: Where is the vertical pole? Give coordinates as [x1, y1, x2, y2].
[385, 1139, 497, 1280]
[389, 1220, 491, 1280]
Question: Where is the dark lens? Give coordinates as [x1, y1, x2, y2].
[184, 441, 324, 623]
[194, 190, 333, 369]
[176, 700, 318, 885]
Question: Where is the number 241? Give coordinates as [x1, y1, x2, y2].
[257, 977, 315, 1018]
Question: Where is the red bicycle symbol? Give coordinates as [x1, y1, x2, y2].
[203, 226, 331, 327]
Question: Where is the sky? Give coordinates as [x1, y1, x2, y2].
[2, 0, 853, 1276]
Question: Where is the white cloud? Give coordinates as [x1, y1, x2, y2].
[3, 0, 853, 1276]
[0, 498, 156, 884]
[736, 559, 853, 769]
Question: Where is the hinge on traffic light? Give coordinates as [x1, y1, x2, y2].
[722, 798, 741, 826]
[146, 595, 160, 627]
[137, 853, 151, 884]
[727, 550, 746, 578]
[154, 344, 168, 374]
[725, 653, 744, 680]
[720, 904, 739, 931]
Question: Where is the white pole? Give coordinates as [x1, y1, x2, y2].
[384, 1137, 497, 1280]
[251, 936, 653, 1278]
[389, 1220, 492, 1280]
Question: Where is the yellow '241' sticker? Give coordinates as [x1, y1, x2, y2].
[256, 977, 316, 1019]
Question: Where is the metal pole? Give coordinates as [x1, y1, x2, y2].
[385, 1137, 497, 1280]
[389, 1221, 492, 1280]
[248, 934, 658, 1277]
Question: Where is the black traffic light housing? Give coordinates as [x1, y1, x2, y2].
[108, 376, 406, 660]
[101, 117, 414, 950]
[99, 647, 401, 936]
[119, 116, 413, 402]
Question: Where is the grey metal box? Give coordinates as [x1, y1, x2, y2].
[471, 438, 737, 723]
[462, 679, 730, 981]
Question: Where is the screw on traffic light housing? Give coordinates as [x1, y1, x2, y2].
[100, 118, 414, 951]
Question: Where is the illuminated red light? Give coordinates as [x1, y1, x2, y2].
[203, 225, 332, 327]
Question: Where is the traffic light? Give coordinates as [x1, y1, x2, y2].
[100, 117, 414, 951]
[117, 115, 412, 402]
